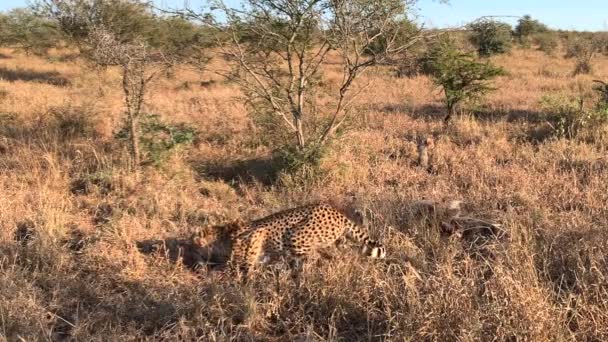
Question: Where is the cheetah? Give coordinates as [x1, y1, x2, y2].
[193, 203, 386, 276]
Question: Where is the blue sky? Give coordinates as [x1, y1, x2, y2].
[2, 0, 607, 32]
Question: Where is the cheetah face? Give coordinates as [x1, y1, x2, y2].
[191, 219, 247, 248]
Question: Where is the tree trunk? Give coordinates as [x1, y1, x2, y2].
[444, 104, 456, 124]
[129, 113, 141, 167]
[295, 116, 305, 148]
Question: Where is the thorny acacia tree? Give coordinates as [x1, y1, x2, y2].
[86, 27, 168, 166]
[34, 0, 182, 167]
[424, 37, 504, 123]
[195, 0, 424, 151]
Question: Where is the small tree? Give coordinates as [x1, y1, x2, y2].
[593, 32, 608, 56]
[190, 0, 423, 161]
[35, 0, 156, 45]
[384, 20, 433, 78]
[148, 16, 213, 64]
[34, 0, 200, 168]
[467, 19, 512, 57]
[514, 15, 548, 45]
[88, 27, 170, 166]
[424, 37, 505, 123]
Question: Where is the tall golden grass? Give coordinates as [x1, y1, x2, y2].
[1, 46, 608, 341]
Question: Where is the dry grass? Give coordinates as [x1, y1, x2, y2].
[1, 47, 608, 341]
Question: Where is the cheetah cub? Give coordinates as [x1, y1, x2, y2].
[193, 203, 386, 275]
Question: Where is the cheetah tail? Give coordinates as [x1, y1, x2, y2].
[347, 223, 386, 259]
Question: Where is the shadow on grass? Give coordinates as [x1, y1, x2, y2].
[272, 295, 390, 341]
[0, 105, 99, 146]
[534, 227, 608, 308]
[0, 66, 70, 87]
[376, 102, 549, 124]
[0, 241, 192, 339]
[194, 155, 284, 187]
[136, 237, 228, 271]
[377, 103, 558, 143]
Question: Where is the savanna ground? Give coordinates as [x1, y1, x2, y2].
[1, 46, 608, 341]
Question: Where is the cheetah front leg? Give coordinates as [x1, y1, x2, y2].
[230, 229, 267, 278]
[284, 232, 313, 275]
[345, 223, 386, 259]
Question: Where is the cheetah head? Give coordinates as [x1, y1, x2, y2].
[190, 219, 247, 263]
[362, 241, 386, 259]
[191, 219, 247, 248]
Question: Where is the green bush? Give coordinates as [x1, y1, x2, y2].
[539, 89, 608, 139]
[515, 15, 548, 46]
[539, 94, 589, 138]
[148, 16, 214, 62]
[275, 143, 328, 187]
[32, 0, 210, 59]
[467, 20, 512, 57]
[115, 114, 198, 167]
[0, 8, 62, 55]
[365, 18, 420, 57]
[276, 143, 325, 174]
[34, 0, 155, 43]
[593, 32, 608, 56]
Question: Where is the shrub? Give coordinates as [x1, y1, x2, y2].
[535, 33, 559, 55]
[592, 80, 608, 119]
[539, 88, 608, 139]
[539, 94, 589, 139]
[115, 114, 198, 167]
[365, 18, 420, 57]
[565, 37, 597, 75]
[33, 0, 155, 44]
[147, 16, 213, 62]
[593, 32, 608, 56]
[423, 37, 505, 123]
[467, 20, 512, 57]
[275, 144, 328, 188]
[276, 143, 326, 174]
[393, 28, 433, 78]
